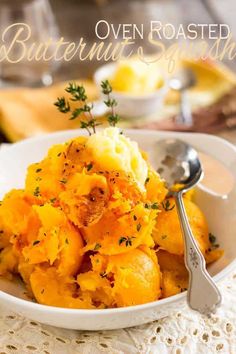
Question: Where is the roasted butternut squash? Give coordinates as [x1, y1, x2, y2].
[0, 128, 222, 308]
[153, 197, 210, 256]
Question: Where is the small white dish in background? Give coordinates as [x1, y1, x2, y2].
[0, 130, 235, 330]
[93, 62, 168, 119]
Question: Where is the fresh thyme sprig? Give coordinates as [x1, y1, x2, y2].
[54, 97, 70, 113]
[101, 80, 120, 127]
[54, 82, 100, 135]
[65, 82, 87, 102]
[55, 80, 120, 135]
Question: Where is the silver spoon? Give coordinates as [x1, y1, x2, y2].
[153, 138, 222, 315]
[169, 68, 196, 126]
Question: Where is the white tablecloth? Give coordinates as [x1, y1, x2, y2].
[0, 270, 235, 354]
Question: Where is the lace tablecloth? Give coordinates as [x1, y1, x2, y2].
[0, 270, 235, 354]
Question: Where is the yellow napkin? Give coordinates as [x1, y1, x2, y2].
[0, 80, 98, 142]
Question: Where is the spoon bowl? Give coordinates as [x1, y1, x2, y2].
[154, 138, 203, 191]
[169, 68, 196, 92]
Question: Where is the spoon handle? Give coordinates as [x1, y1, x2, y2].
[175, 192, 222, 315]
[176, 90, 193, 126]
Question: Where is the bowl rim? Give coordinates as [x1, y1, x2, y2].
[93, 61, 168, 100]
[0, 258, 235, 316]
[0, 128, 235, 315]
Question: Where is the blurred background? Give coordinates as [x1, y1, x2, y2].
[0, 0, 236, 143]
[51, 0, 236, 80]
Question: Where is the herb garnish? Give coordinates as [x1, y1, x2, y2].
[94, 243, 101, 251]
[136, 223, 141, 232]
[101, 80, 120, 127]
[119, 236, 135, 247]
[144, 202, 159, 210]
[209, 233, 216, 244]
[100, 271, 107, 278]
[87, 163, 93, 171]
[209, 233, 219, 249]
[33, 186, 40, 197]
[162, 199, 175, 211]
[54, 97, 70, 113]
[60, 178, 67, 184]
[54, 82, 100, 135]
[55, 80, 120, 134]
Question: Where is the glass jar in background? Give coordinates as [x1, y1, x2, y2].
[0, 0, 60, 87]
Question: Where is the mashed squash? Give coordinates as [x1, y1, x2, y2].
[110, 58, 164, 94]
[77, 248, 161, 307]
[0, 127, 222, 308]
[86, 127, 148, 190]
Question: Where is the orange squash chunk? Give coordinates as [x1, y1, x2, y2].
[153, 197, 210, 256]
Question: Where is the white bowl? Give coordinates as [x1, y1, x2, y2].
[0, 129, 235, 330]
[94, 62, 168, 119]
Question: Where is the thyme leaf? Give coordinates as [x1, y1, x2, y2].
[54, 82, 99, 135]
[94, 243, 101, 251]
[101, 80, 120, 127]
[33, 186, 40, 197]
[86, 163, 93, 171]
[118, 236, 135, 247]
[144, 202, 159, 210]
[209, 233, 219, 249]
[162, 199, 175, 211]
